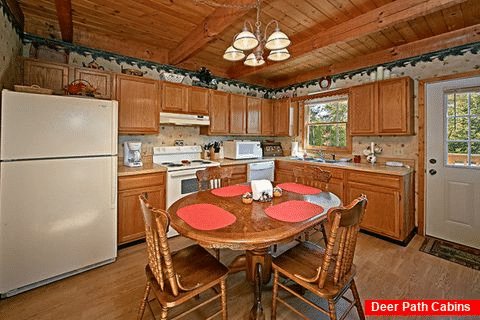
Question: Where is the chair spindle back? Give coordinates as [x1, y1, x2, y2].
[293, 166, 332, 190]
[139, 194, 180, 296]
[196, 166, 233, 191]
[317, 195, 367, 288]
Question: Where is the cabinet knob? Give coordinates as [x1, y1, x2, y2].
[429, 169, 437, 175]
[429, 158, 437, 164]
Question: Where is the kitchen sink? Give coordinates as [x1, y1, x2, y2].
[289, 156, 337, 163]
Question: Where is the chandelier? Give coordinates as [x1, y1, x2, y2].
[196, 0, 291, 66]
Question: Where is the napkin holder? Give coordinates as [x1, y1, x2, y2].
[251, 180, 273, 201]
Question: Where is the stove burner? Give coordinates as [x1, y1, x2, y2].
[191, 160, 211, 164]
[161, 162, 184, 167]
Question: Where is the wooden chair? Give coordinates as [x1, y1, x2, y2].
[196, 166, 233, 260]
[137, 195, 229, 320]
[271, 194, 368, 320]
[196, 166, 233, 191]
[293, 166, 333, 245]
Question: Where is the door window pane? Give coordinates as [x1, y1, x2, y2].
[445, 90, 480, 168]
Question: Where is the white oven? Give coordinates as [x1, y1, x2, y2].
[166, 168, 202, 209]
[153, 146, 220, 238]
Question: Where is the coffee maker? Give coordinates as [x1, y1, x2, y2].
[124, 141, 143, 167]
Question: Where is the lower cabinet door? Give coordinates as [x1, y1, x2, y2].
[346, 181, 400, 239]
[117, 185, 165, 244]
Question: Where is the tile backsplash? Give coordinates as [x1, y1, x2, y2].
[119, 126, 293, 160]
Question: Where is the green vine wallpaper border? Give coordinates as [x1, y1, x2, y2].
[18, 30, 480, 98]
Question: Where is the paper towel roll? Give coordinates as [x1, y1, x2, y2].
[251, 180, 273, 201]
[291, 141, 299, 156]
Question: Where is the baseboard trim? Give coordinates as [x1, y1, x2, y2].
[360, 227, 418, 247]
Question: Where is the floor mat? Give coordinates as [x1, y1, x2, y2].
[419, 236, 480, 271]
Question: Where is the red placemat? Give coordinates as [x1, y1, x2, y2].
[211, 185, 252, 197]
[277, 182, 321, 195]
[177, 204, 236, 230]
[264, 200, 324, 222]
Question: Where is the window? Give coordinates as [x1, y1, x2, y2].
[445, 88, 480, 167]
[305, 95, 349, 150]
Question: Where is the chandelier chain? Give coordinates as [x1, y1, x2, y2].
[193, 0, 259, 10]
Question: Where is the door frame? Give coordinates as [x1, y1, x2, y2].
[418, 69, 480, 235]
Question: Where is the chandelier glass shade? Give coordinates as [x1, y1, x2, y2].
[222, 0, 291, 66]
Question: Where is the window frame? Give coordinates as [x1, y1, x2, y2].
[301, 90, 351, 153]
[444, 87, 480, 168]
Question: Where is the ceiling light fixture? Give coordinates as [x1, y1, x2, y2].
[198, 0, 291, 66]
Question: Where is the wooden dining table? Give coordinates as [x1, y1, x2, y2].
[168, 184, 341, 320]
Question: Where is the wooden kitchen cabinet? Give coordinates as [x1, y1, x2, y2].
[74, 67, 112, 99]
[247, 97, 262, 135]
[118, 172, 165, 244]
[202, 90, 230, 135]
[23, 59, 69, 93]
[261, 99, 274, 135]
[230, 94, 247, 134]
[115, 74, 159, 134]
[273, 99, 290, 136]
[345, 170, 414, 243]
[222, 164, 248, 185]
[349, 77, 414, 136]
[188, 86, 209, 115]
[378, 77, 414, 134]
[349, 83, 376, 135]
[161, 82, 188, 113]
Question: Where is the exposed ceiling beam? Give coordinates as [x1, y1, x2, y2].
[271, 23, 480, 88]
[168, 0, 254, 65]
[227, 0, 470, 80]
[54, 0, 73, 42]
[3, 0, 24, 30]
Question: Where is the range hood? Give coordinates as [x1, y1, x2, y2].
[159, 112, 210, 126]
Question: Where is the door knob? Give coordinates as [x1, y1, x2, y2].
[429, 159, 437, 164]
[429, 169, 437, 175]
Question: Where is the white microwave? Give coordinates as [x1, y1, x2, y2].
[223, 140, 262, 160]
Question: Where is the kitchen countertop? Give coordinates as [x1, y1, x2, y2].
[117, 157, 413, 177]
[219, 157, 413, 176]
[118, 163, 167, 177]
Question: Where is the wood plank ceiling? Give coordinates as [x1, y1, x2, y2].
[14, 0, 480, 88]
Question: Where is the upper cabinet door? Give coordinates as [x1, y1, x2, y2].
[230, 94, 247, 134]
[247, 97, 261, 135]
[349, 83, 376, 136]
[261, 99, 274, 136]
[74, 67, 112, 99]
[188, 86, 209, 115]
[161, 82, 188, 113]
[378, 77, 414, 135]
[209, 91, 230, 135]
[23, 59, 69, 93]
[274, 99, 290, 136]
[116, 74, 159, 134]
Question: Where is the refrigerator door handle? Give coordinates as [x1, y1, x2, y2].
[111, 101, 119, 156]
[111, 158, 117, 209]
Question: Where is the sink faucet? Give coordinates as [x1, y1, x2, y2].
[317, 150, 325, 161]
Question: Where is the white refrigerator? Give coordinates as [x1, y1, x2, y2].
[0, 90, 118, 297]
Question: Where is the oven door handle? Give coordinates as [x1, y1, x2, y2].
[169, 170, 198, 178]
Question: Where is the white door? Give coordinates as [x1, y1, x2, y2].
[426, 76, 480, 249]
[0, 156, 117, 295]
[1, 90, 118, 160]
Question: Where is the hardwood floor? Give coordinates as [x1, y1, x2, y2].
[0, 233, 479, 320]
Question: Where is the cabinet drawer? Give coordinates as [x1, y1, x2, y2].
[276, 160, 303, 171]
[306, 163, 344, 179]
[118, 172, 165, 191]
[347, 171, 400, 189]
[223, 164, 247, 174]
